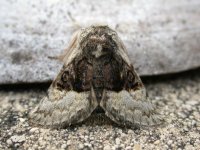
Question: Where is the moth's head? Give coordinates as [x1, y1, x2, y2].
[80, 25, 118, 58]
[62, 25, 131, 67]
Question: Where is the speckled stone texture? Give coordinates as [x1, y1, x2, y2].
[0, 69, 199, 150]
[0, 0, 200, 84]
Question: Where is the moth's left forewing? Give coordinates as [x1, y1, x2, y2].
[100, 34, 164, 127]
[100, 69, 163, 127]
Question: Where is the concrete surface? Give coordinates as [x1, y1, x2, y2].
[0, 69, 199, 150]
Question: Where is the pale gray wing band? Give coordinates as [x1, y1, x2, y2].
[29, 91, 98, 128]
[100, 90, 164, 127]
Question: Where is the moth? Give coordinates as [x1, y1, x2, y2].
[29, 25, 163, 128]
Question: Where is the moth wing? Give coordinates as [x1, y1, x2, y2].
[100, 88, 163, 127]
[29, 61, 98, 128]
[29, 88, 97, 128]
[100, 62, 164, 127]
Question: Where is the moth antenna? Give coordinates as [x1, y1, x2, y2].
[48, 55, 63, 61]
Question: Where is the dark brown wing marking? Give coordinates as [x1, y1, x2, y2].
[73, 58, 93, 92]
[103, 57, 124, 91]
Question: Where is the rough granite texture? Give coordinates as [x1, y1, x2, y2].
[0, 0, 200, 84]
[0, 69, 199, 150]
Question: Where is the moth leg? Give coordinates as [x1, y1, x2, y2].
[29, 88, 98, 128]
[100, 89, 164, 127]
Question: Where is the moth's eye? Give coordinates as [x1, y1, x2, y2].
[61, 71, 69, 82]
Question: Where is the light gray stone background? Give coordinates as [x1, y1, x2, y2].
[0, 0, 200, 84]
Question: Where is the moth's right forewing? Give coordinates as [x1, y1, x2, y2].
[29, 90, 97, 128]
[29, 54, 98, 128]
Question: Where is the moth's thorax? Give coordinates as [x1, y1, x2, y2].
[80, 26, 117, 59]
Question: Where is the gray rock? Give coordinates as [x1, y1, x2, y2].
[6, 139, 13, 145]
[115, 138, 121, 145]
[104, 145, 111, 150]
[29, 127, 39, 133]
[61, 144, 67, 149]
[10, 135, 25, 143]
[0, 0, 200, 84]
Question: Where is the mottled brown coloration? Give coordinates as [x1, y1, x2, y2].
[29, 25, 163, 128]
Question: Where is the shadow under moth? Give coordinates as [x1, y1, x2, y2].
[29, 25, 163, 128]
